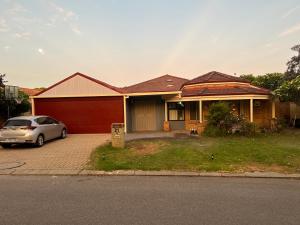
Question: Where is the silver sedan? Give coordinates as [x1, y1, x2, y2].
[0, 116, 67, 148]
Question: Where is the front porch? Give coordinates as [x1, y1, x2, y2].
[164, 97, 276, 133]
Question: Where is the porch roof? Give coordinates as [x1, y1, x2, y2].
[181, 83, 271, 97]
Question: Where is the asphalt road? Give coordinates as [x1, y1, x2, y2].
[0, 176, 299, 225]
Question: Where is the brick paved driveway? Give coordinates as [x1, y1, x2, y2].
[0, 134, 110, 173]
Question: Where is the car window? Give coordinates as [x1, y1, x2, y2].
[35, 117, 59, 125]
[47, 117, 59, 124]
[4, 119, 32, 127]
[35, 117, 48, 125]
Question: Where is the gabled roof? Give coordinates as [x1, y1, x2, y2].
[35, 72, 123, 96]
[184, 71, 249, 85]
[122, 74, 188, 93]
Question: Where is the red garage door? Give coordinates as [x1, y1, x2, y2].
[34, 97, 124, 134]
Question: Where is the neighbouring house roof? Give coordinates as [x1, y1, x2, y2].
[122, 74, 188, 93]
[35, 72, 123, 96]
[185, 71, 249, 85]
[181, 84, 271, 97]
[20, 87, 44, 96]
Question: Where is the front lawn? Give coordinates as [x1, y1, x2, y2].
[89, 129, 300, 173]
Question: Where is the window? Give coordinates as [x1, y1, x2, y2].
[35, 117, 48, 125]
[46, 117, 59, 124]
[168, 102, 185, 121]
[190, 102, 199, 120]
[4, 119, 31, 127]
[35, 117, 58, 125]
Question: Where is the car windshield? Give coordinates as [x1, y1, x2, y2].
[4, 119, 32, 127]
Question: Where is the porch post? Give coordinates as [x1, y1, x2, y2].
[31, 97, 35, 116]
[164, 101, 168, 121]
[123, 96, 127, 133]
[250, 98, 253, 123]
[272, 100, 276, 118]
[199, 100, 203, 123]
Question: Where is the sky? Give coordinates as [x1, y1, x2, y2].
[1, 0, 300, 88]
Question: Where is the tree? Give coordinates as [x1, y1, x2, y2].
[275, 76, 300, 105]
[240, 74, 256, 83]
[241, 73, 284, 91]
[254, 73, 284, 91]
[0, 74, 31, 119]
[285, 44, 300, 81]
[0, 73, 7, 87]
[275, 45, 300, 105]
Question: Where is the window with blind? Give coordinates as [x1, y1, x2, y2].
[168, 102, 185, 121]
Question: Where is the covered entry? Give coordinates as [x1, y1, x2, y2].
[126, 96, 165, 132]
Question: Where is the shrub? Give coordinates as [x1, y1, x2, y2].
[239, 120, 256, 136]
[206, 102, 231, 127]
[203, 124, 227, 137]
[204, 101, 256, 137]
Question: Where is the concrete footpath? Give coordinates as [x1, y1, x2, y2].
[1, 168, 300, 179]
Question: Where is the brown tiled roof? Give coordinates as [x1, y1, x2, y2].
[20, 87, 45, 96]
[181, 84, 271, 97]
[122, 75, 188, 93]
[185, 71, 249, 85]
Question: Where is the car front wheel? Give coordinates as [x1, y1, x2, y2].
[35, 135, 44, 147]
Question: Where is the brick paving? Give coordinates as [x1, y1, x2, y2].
[0, 134, 110, 173]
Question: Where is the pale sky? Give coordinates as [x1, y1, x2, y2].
[1, 0, 300, 88]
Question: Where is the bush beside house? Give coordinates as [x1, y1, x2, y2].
[203, 102, 255, 137]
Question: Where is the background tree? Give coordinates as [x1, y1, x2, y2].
[285, 44, 300, 81]
[240, 74, 256, 83]
[275, 76, 300, 105]
[0, 73, 7, 87]
[241, 44, 300, 106]
[275, 45, 300, 105]
[0, 74, 31, 120]
[240, 73, 284, 91]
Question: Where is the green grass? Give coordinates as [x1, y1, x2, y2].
[89, 129, 300, 173]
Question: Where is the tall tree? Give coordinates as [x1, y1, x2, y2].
[275, 45, 300, 105]
[285, 44, 300, 80]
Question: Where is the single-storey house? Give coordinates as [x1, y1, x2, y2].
[32, 71, 280, 134]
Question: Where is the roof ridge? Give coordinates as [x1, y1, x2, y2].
[185, 71, 250, 85]
[123, 74, 188, 89]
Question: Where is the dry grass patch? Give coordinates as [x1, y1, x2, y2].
[128, 140, 167, 156]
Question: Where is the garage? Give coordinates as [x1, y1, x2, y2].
[32, 73, 124, 134]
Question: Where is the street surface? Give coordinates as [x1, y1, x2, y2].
[0, 176, 299, 225]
